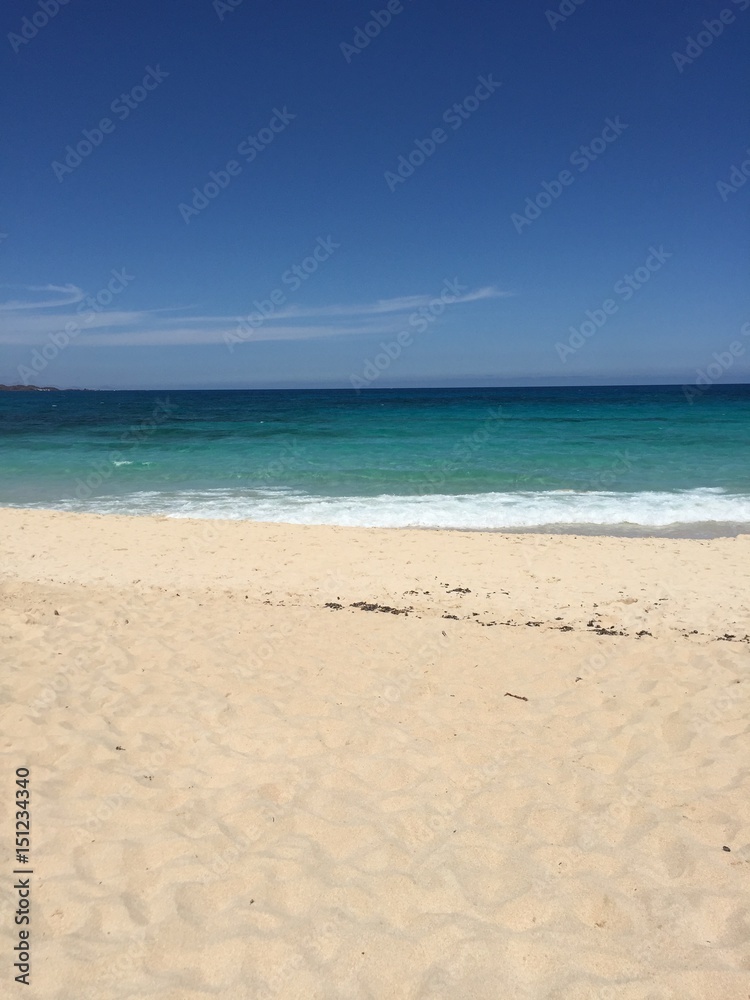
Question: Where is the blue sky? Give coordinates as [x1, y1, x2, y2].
[1, 0, 748, 389]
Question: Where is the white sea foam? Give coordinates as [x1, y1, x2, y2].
[36, 486, 750, 533]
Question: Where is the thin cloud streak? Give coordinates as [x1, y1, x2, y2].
[0, 285, 512, 347]
[0, 283, 84, 312]
[72, 324, 387, 347]
[275, 286, 509, 320]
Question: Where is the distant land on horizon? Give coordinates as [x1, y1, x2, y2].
[0, 384, 60, 392]
[0, 384, 99, 392]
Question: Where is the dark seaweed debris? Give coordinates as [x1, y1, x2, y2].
[350, 601, 411, 615]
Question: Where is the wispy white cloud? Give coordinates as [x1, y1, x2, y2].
[0, 283, 84, 311]
[274, 286, 507, 320]
[0, 284, 512, 347]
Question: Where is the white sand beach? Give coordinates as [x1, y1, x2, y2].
[1, 508, 749, 999]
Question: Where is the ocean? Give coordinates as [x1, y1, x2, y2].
[1, 385, 749, 535]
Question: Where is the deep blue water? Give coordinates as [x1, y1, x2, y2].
[1, 385, 749, 533]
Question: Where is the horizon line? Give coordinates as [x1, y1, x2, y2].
[3, 380, 750, 392]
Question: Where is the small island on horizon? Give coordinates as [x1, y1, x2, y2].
[0, 384, 98, 392]
[0, 384, 60, 391]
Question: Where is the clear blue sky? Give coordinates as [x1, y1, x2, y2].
[1, 0, 748, 388]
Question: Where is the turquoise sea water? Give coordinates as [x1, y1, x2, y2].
[1, 386, 749, 534]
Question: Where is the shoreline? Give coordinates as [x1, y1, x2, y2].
[2, 502, 750, 541]
[3, 507, 749, 640]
